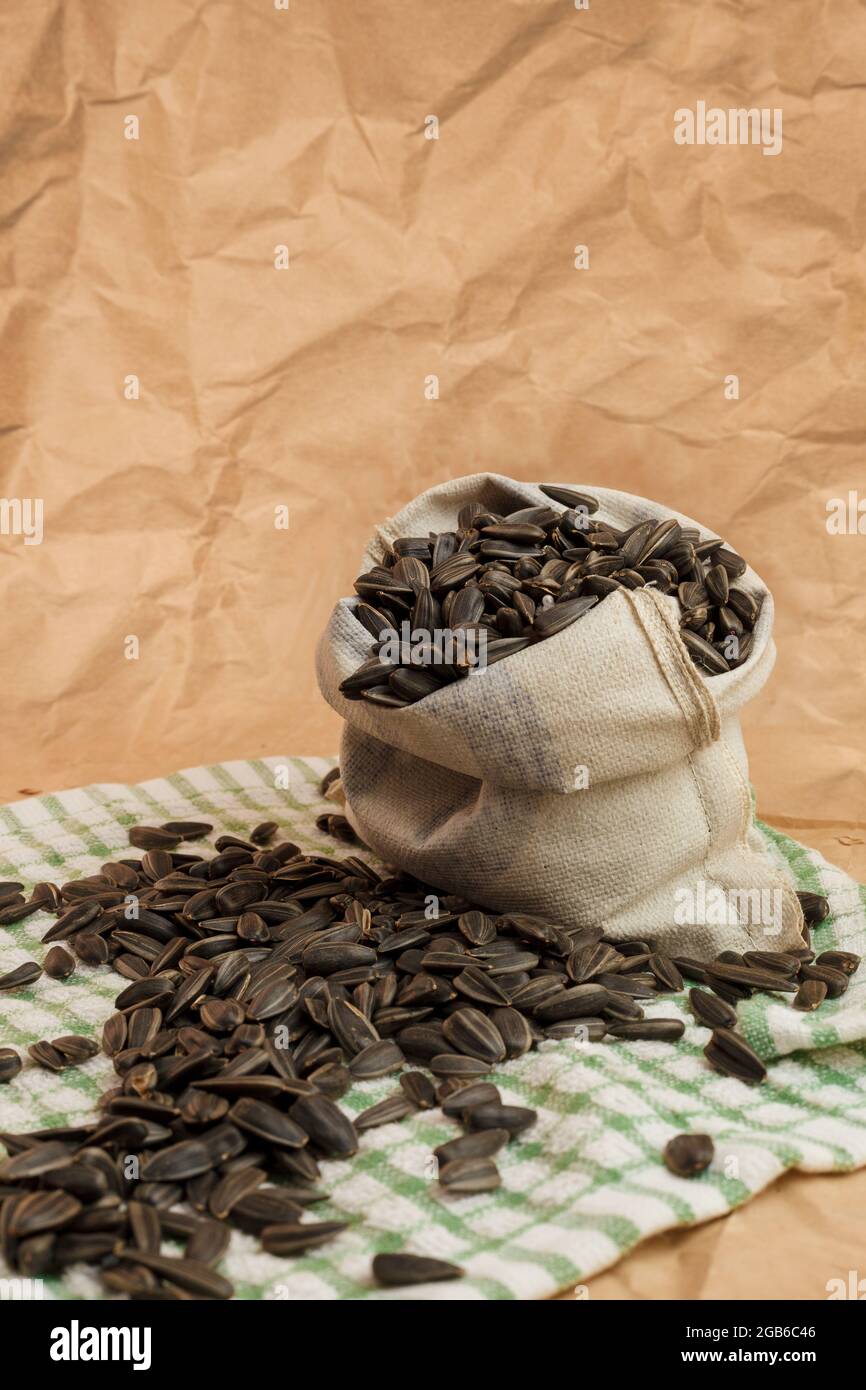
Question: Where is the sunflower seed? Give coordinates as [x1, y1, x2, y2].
[208, 1168, 266, 1220]
[184, 1219, 230, 1265]
[434, 1128, 510, 1164]
[436, 1084, 497, 1122]
[0, 961, 42, 992]
[799, 963, 848, 998]
[442, 1008, 506, 1064]
[439, 1156, 501, 1192]
[128, 1199, 161, 1254]
[348, 1040, 405, 1079]
[663, 1133, 714, 1177]
[355, 1095, 414, 1131]
[372, 1252, 464, 1286]
[796, 891, 830, 926]
[427, 1054, 486, 1079]
[707, 962, 797, 993]
[453, 966, 510, 1007]
[9, 1190, 82, 1238]
[117, 1249, 233, 1299]
[140, 1140, 216, 1182]
[289, 1094, 358, 1158]
[50, 1035, 99, 1064]
[704, 1027, 767, 1084]
[43, 946, 75, 980]
[0, 1047, 22, 1083]
[689, 988, 737, 1030]
[673, 957, 710, 984]
[328, 997, 380, 1055]
[128, 826, 181, 851]
[28, 1041, 66, 1072]
[793, 979, 827, 1011]
[607, 1018, 685, 1042]
[467, 1103, 536, 1136]
[229, 1097, 308, 1149]
[648, 954, 684, 992]
[534, 984, 609, 1022]
[261, 1220, 348, 1256]
[399, 1072, 436, 1108]
[816, 950, 860, 976]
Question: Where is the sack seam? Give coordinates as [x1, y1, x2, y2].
[622, 589, 720, 748]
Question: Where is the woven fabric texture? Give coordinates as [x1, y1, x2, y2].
[0, 757, 863, 1300]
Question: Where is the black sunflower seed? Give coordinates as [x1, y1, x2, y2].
[703, 1028, 766, 1084]
[289, 1094, 358, 1158]
[606, 1018, 685, 1042]
[663, 1133, 714, 1177]
[467, 1103, 536, 1136]
[438, 1156, 501, 1192]
[796, 891, 830, 926]
[372, 1252, 464, 1287]
[0, 961, 42, 992]
[0, 1047, 22, 1083]
[261, 1220, 349, 1255]
[117, 1249, 233, 1299]
[355, 1096, 414, 1131]
[348, 1039, 405, 1079]
[689, 988, 737, 1030]
[399, 1072, 436, 1109]
[228, 1097, 309, 1149]
[793, 979, 827, 1011]
[441, 1009, 506, 1065]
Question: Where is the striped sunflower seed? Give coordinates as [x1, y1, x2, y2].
[187, 1218, 231, 1265]
[434, 1128, 510, 1164]
[28, 1041, 66, 1072]
[372, 1252, 464, 1287]
[438, 1156, 501, 1193]
[117, 1249, 233, 1299]
[0, 1048, 22, 1083]
[799, 963, 848, 998]
[796, 891, 829, 925]
[399, 1071, 436, 1109]
[0, 961, 42, 992]
[9, 1190, 82, 1238]
[261, 1220, 349, 1256]
[606, 1019, 685, 1042]
[689, 988, 737, 1030]
[229, 1098, 309, 1149]
[815, 950, 860, 976]
[289, 1094, 358, 1158]
[442, 1007, 506, 1065]
[355, 1096, 414, 1131]
[467, 1103, 537, 1136]
[703, 1027, 767, 1085]
[348, 1039, 404, 1079]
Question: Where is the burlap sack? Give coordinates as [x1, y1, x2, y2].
[316, 474, 805, 958]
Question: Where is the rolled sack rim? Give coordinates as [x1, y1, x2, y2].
[316, 473, 776, 788]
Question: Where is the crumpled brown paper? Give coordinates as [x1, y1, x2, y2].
[1, 0, 864, 1299]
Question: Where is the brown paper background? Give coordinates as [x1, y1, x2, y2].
[2, 0, 865, 1299]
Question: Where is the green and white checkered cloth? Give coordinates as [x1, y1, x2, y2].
[1, 758, 864, 1301]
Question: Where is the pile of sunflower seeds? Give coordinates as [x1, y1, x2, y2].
[340, 485, 761, 707]
[0, 804, 851, 1297]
